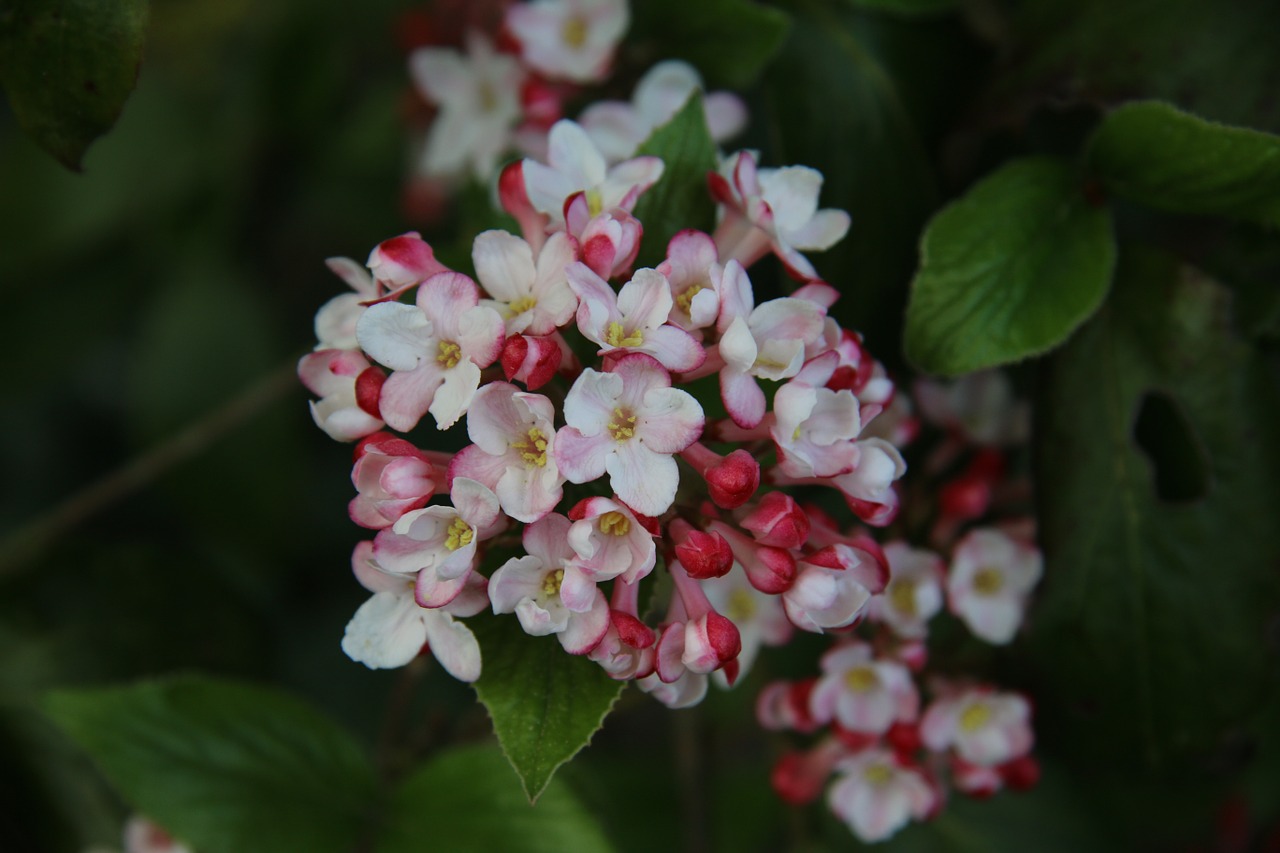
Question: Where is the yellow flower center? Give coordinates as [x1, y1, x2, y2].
[542, 568, 565, 598]
[675, 284, 705, 316]
[444, 517, 474, 552]
[863, 762, 894, 786]
[511, 426, 549, 468]
[436, 340, 462, 368]
[844, 666, 880, 693]
[508, 295, 537, 316]
[607, 407, 637, 441]
[959, 702, 992, 732]
[605, 321, 644, 348]
[478, 82, 498, 112]
[562, 15, 588, 48]
[585, 187, 604, 217]
[972, 567, 1003, 596]
[726, 588, 756, 622]
[599, 511, 631, 536]
[888, 579, 917, 617]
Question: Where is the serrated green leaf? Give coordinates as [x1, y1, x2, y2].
[377, 744, 614, 853]
[903, 157, 1116, 375]
[629, 0, 789, 88]
[1031, 247, 1280, 767]
[1086, 101, 1280, 228]
[0, 0, 150, 170]
[630, 92, 718, 269]
[471, 611, 624, 803]
[45, 676, 377, 853]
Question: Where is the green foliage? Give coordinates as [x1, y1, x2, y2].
[1032, 247, 1280, 767]
[378, 744, 614, 853]
[0, 0, 150, 170]
[471, 612, 625, 803]
[630, 93, 719, 269]
[903, 157, 1116, 375]
[1086, 101, 1280, 228]
[842, 0, 958, 16]
[45, 677, 378, 853]
[629, 0, 790, 88]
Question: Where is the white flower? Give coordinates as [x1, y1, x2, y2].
[920, 686, 1034, 766]
[506, 0, 629, 83]
[872, 542, 945, 639]
[808, 642, 918, 734]
[473, 230, 579, 336]
[947, 528, 1042, 644]
[827, 749, 936, 843]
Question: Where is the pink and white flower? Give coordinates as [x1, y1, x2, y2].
[947, 528, 1042, 645]
[298, 349, 384, 441]
[449, 382, 565, 523]
[356, 272, 505, 430]
[579, 60, 747, 162]
[656, 229, 723, 332]
[783, 542, 888, 632]
[555, 353, 704, 516]
[637, 669, 707, 709]
[490, 513, 611, 653]
[710, 150, 851, 280]
[827, 749, 937, 843]
[566, 263, 705, 372]
[349, 433, 441, 529]
[771, 380, 863, 478]
[341, 541, 486, 681]
[809, 642, 919, 734]
[409, 32, 524, 180]
[506, 0, 629, 83]
[473, 230, 579, 336]
[920, 686, 1034, 767]
[872, 542, 945, 639]
[566, 496, 657, 595]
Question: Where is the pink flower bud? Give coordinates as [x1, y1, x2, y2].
[886, 721, 922, 758]
[741, 491, 810, 549]
[611, 610, 655, 649]
[355, 366, 386, 418]
[673, 526, 734, 580]
[498, 160, 551, 253]
[367, 232, 447, 290]
[682, 443, 761, 508]
[683, 611, 742, 674]
[998, 755, 1040, 791]
[500, 333, 561, 390]
[771, 751, 826, 806]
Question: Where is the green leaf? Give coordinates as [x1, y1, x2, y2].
[843, 0, 958, 17]
[1086, 101, 1280, 228]
[903, 157, 1116, 375]
[629, 0, 790, 88]
[1032, 247, 1280, 767]
[630, 92, 718, 269]
[471, 612, 625, 803]
[0, 0, 150, 170]
[45, 676, 377, 853]
[378, 744, 614, 853]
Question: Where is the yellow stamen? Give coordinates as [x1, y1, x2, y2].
[888, 579, 917, 618]
[478, 83, 497, 112]
[562, 16, 588, 48]
[511, 426, 549, 468]
[444, 517, 474, 551]
[863, 763, 894, 786]
[959, 702, 992, 732]
[607, 407, 637, 441]
[508, 295, 536, 316]
[585, 188, 604, 218]
[675, 284, 705, 315]
[972, 567, 1003, 596]
[436, 340, 462, 368]
[599, 511, 631, 536]
[726, 588, 756, 622]
[844, 666, 880, 693]
[605, 321, 644, 348]
[542, 568, 565, 598]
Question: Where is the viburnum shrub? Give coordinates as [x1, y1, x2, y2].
[295, 0, 1045, 841]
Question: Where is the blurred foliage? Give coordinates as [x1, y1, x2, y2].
[2, 0, 1279, 850]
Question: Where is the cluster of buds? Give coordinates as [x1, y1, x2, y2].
[402, 0, 746, 189]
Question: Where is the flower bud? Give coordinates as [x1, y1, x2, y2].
[741, 491, 810, 549]
[500, 333, 561, 390]
[674, 527, 734, 580]
[704, 449, 761, 508]
[355, 366, 386, 418]
[367, 232, 447, 290]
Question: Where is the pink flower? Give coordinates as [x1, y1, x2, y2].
[566, 263, 705, 372]
[827, 749, 937, 843]
[489, 513, 611, 654]
[656, 229, 724, 332]
[920, 686, 1034, 767]
[473, 229, 579, 336]
[771, 380, 863, 478]
[579, 60, 747, 162]
[809, 642, 919, 734]
[449, 382, 565, 524]
[700, 565, 791, 684]
[521, 120, 663, 227]
[341, 541, 486, 681]
[298, 349, 384, 441]
[637, 669, 707, 708]
[566, 496, 657, 597]
[506, 0, 628, 83]
[409, 32, 524, 180]
[349, 433, 441, 529]
[783, 541, 889, 632]
[356, 272, 505, 430]
[947, 528, 1042, 644]
[555, 353, 704, 516]
[872, 542, 945, 639]
[710, 150, 851, 280]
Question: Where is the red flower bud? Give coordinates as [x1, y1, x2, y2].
[741, 491, 811, 549]
[675, 529, 734, 579]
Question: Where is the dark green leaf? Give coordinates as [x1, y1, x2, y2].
[629, 0, 790, 88]
[1086, 101, 1280, 228]
[843, 0, 958, 17]
[45, 676, 377, 853]
[377, 744, 614, 853]
[630, 92, 718, 269]
[903, 157, 1116, 375]
[1032, 247, 1280, 767]
[471, 611, 625, 802]
[0, 0, 150, 170]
